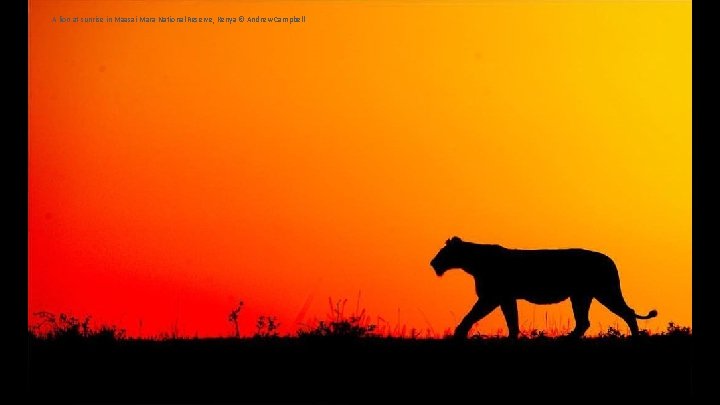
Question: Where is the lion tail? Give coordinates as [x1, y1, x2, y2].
[635, 309, 658, 320]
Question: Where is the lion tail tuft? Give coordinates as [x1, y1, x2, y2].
[636, 309, 658, 320]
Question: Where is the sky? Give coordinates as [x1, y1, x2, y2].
[29, 0, 691, 338]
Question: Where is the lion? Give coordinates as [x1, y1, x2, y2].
[430, 236, 657, 339]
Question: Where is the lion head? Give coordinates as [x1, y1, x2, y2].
[430, 236, 465, 276]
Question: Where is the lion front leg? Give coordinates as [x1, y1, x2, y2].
[454, 299, 498, 339]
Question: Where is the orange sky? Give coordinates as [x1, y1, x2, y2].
[29, 0, 691, 337]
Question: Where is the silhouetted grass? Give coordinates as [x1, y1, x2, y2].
[28, 332, 692, 403]
[29, 309, 691, 342]
[28, 310, 692, 402]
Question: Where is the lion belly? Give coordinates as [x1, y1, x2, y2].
[521, 293, 569, 305]
[512, 276, 573, 304]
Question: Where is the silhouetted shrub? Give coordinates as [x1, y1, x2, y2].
[94, 325, 127, 341]
[664, 322, 691, 336]
[297, 298, 377, 338]
[254, 315, 280, 338]
[29, 311, 126, 341]
[597, 325, 624, 339]
[228, 301, 244, 338]
[298, 318, 377, 338]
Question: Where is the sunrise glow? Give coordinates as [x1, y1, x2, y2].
[29, 0, 691, 337]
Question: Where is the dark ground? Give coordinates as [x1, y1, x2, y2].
[28, 335, 693, 403]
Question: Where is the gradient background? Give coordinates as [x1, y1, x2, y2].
[29, 0, 691, 337]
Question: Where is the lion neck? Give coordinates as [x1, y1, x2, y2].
[458, 243, 505, 274]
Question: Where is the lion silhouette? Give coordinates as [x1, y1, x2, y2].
[430, 236, 657, 339]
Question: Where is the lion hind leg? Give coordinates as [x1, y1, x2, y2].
[595, 293, 640, 336]
[569, 295, 592, 338]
